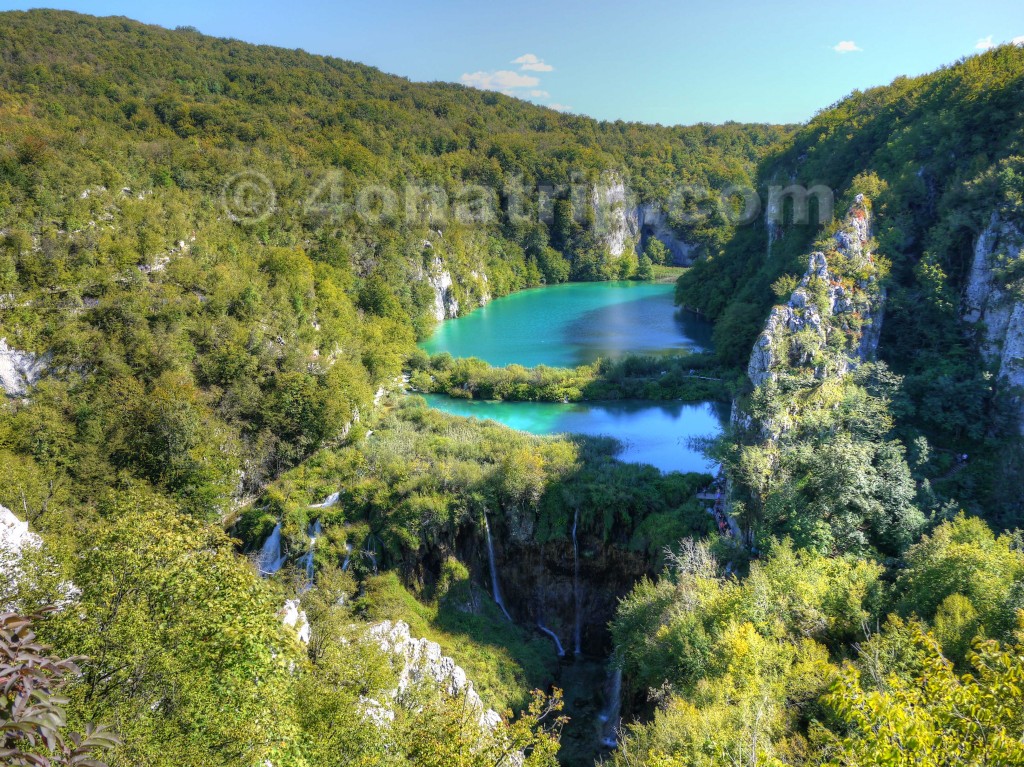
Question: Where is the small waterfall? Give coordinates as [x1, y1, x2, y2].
[362, 535, 380, 574]
[258, 522, 285, 576]
[341, 542, 352, 572]
[363, 547, 378, 573]
[483, 513, 512, 621]
[299, 519, 323, 584]
[572, 507, 582, 655]
[537, 622, 566, 657]
[598, 666, 623, 748]
[311, 491, 340, 509]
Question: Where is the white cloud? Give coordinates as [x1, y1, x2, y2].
[526, 89, 550, 98]
[459, 70, 540, 91]
[512, 53, 554, 72]
[1012, 35, 1024, 46]
[547, 103, 573, 113]
[833, 40, 862, 53]
[975, 35, 996, 51]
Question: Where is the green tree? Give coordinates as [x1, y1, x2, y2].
[645, 238, 669, 265]
[636, 254, 654, 281]
[41, 490, 307, 767]
[824, 626, 1024, 766]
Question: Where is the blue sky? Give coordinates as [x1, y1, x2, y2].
[2, 1, 1023, 125]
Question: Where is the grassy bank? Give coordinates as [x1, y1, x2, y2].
[408, 351, 735, 404]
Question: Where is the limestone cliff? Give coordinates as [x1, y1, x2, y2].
[425, 256, 460, 321]
[634, 203, 699, 265]
[747, 195, 885, 390]
[418, 240, 492, 322]
[0, 338, 47, 397]
[591, 174, 699, 265]
[963, 212, 1024, 433]
[364, 620, 501, 729]
[0, 504, 40, 567]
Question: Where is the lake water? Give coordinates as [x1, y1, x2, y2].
[422, 394, 725, 474]
[419, 280, 724, 474]
[420, 281, 712, 368]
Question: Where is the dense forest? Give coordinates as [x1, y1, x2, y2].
[2, 9, 1024, 767]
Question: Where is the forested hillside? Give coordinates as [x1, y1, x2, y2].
[679, 44, 1024, 527]
[0, 10, 779, 767]
[615, 43, 1024, 766]
[3, 9, 1024, 767]
[0, 9, 783, 516]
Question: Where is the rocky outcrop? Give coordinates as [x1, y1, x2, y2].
[0, 504, 40, 562]
[591, 175, 699, 265]
[1, 505, 43, 609]
[963, 212, 1024, 433]
[426, 256, 459, 321]
[635, 204, 699, 265]
[418, 250, 491, 322]
[748, 196, 884, 389]
[0, 338, 47, 396]
[592, 178, 639, 258]
[364, 620, 501, 729]
[280, 598, 310, 643]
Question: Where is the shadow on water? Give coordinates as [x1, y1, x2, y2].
[420, 394, 725, 475]
[562, 295, 711, 367]
[420, 281, 715, 368]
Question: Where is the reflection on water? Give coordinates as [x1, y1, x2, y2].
[420, 281, 711, 368]
[422, 394, 725, 474]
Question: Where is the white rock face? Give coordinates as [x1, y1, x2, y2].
[963, 213, 1024, 433]
[0, 504, 40, 560]
[366, 620, 501, 729]
[1, 505, 42, 608]
[636, 204, 699, 265]
[0, 338, 47, 396]
[590, 175, 698, 265]
[592, 178, 637, 258]
[280, 599, 310, 644]
[426, 256, 459, 321]
[748, 196, 883, 389]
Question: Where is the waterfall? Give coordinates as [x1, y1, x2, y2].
[363, 535, 380, 574]
[363, 547, 378, 573]
[341, 542, 352, 572]
[483, 513, 512, 621]
[598, 666, 623, 748]
[537, 622, 566, 657]
[572, 507, 582, 655]
[299, 519, 323, 584]
[258, 522, 285, 576]
[311, 491, 340, 509]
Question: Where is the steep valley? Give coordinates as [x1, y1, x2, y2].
[2, 9, 1024, 767]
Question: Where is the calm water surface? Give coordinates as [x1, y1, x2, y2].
[420, 281, 711, 368]
[422, 394, 725, 474]
[419, 280, 724, 473]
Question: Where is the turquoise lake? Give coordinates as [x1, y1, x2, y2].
[419, 280, 725, 474]
[420, 281, 712, 368]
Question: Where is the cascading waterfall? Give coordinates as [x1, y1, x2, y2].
[299, 519, 323, 584]
[258, 522, 286, 576]
[311, 491, 340, 509]
[598, 666, 623, 748]
[341, 542, 352, 571]
[363, 535, 380, 573]
[537, 622, 566, 657]
[483, 513, 512, 621]
[572, 507, 582, 656]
